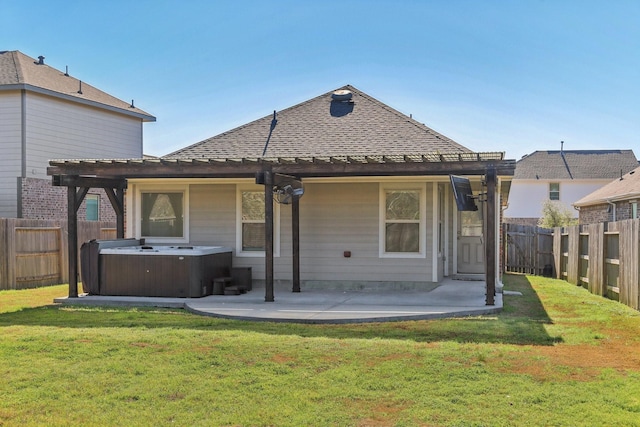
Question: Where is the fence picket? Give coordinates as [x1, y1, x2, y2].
[505, 220, 639, 311]
[0, 218, 115, 290]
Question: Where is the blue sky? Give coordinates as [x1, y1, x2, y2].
[3, 0, 639, 160]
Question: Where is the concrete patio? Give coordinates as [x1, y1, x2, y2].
[54, 278, 502, 324]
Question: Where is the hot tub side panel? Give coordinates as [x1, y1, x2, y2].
[99, 251, 232, 297]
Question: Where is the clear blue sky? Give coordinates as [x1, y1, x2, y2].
[3, 0, 639, 160]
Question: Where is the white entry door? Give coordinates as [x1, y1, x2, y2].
[457, 207, 484, 274]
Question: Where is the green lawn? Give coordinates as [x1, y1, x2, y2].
[1, 275, 639, 426]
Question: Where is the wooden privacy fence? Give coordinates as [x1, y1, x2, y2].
[554, 220, 640, 311]
[0, 218, 115, 290]
[503, 224, 554, 276]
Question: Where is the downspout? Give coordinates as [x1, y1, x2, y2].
[606, 200, 616, 222]
[17, 89, 27, 217]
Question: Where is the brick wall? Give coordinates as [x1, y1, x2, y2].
[20, 177, 116, 221]
[578, 201, 638, 224]
[503, 217, 539, 226]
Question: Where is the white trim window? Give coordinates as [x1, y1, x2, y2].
[549, 182, 560, 201]
[236, 187, 280, 257]
[136, 185, 189, 243]
[379, 183, 426, 258]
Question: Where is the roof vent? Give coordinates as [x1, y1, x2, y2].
[36, 55, 45, 65]
[331, 89, 352, 102]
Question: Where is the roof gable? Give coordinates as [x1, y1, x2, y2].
[574, 165, 640, 206]
[0, 50, 155, 121]
[165, 85, 472, 159]
[514, 150, 638, 180]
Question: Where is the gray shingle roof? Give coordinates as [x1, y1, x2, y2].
[574, 165, 640, 206]
[0, 50, 155, 121]
[514, 150, 638, 180]
[165, 85, 472, 159]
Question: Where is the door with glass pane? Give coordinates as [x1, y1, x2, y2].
[457, 204, 484, 274]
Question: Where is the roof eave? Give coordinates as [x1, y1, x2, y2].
[574, 192, 640, 208]
[0, 83, 156, 122]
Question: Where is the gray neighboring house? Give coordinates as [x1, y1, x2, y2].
[504, 148, 638, 225]
[574, 165, 640, 224]
[0, 50, 155, 220]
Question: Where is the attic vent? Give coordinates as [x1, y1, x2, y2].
[36, 56, 45, 65]
[331, 89, 352, 102]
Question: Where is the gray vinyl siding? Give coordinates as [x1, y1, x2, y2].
[188, 183, 237, 247]
[24, 92, 142, 179]
[0, 91, 22, 217]
[187, 180, 436, 285]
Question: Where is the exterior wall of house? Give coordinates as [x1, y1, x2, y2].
[0, 91, 143, 218]
[24, 92, 143, 179]
[579, 200, 639, 224]
[127, 178, 461, 286]
[0, 91, 22, 217]
[504, 179, 611, 220]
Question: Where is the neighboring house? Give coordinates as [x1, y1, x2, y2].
[0, 50, 155, 220]
[504, 148, 638, 225]
[48, 85, 514, 300]
[574, 165, 640, 224]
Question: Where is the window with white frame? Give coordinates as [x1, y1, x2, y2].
[380, 184, 426, 257]
[549, 183, 560, 200]
[139, 189, 187, 241]
[631, 201, 638, 219]
[237, 188, 279, 256]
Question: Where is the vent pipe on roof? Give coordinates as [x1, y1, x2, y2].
[130, 99, 135, 108]
[36, 56, 45, 65]
[559, 140, 573, 179]
[77, 80, 83, 95]
[331, 90, 353, 102]
[65, 66, 69, 77]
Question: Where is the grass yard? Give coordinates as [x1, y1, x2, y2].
[1, 275, 639, 426]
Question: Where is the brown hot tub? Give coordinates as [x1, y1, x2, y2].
[82, 241, 232, 298]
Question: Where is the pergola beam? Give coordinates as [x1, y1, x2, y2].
[48, 159, 515, 179]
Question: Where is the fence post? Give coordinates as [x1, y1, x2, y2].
[618, 219, 639, 310]
[0, 219, 7, 290]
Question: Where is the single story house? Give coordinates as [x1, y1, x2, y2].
[574, 165, 640, 224]
[48, 85, 515, 304]
[504, 147, 638, 225]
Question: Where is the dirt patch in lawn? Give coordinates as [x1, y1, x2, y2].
[494, 326, 640, 381]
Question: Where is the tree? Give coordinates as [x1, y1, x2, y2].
[538, 200, 578, 228]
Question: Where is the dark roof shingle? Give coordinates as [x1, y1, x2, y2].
[165, 85, 472, 159]
[514, 150, 638, 180]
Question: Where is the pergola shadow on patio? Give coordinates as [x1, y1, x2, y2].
[54, 278, 501, 324]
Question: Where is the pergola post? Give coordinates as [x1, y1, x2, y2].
[292, 195, 301, 292]
[67, 186, 79, 298]
[264, 171, 275, 302]
[485, 166, 497, 305]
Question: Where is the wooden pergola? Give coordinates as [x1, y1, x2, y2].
[48, 153, 515, 305]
